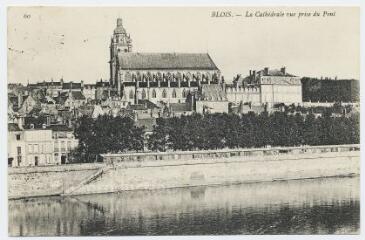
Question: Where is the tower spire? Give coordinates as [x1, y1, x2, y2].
[110, 18, 133, 89]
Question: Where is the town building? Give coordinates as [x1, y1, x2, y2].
[8, 125, 55, 167]
[8, 123, 79, 167]
[50, 125, 79, 164]
[226, 67, 302, 107]
[8, 123, 25, 167]
[196, 84, 229, 114]
[83, 83, 97, 100]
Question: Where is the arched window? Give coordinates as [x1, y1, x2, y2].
[125, 72, 131, 82]
[197, 72, 201, 81]
[162, 89, 167, 98]
[167, 72, 172, 81]
[147, 72, 152, 81]
[136, 72, 142, 82]
[152, 89, 157, 98]
[206, 72, 211, 81]
[172, 89, 177, 98]
[129, 90, 134, 99]
[182, 89, 186, 98]
[141, 89, 146, 99]
[176, 72, 182, 81]
[187, 72, 192, 80]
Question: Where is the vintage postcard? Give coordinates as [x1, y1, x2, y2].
[6, 6, 360, 237]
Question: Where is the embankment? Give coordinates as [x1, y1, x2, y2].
[8, 145, 360, 199]
[71, 151, 359, 195]
[8, 163, 104, 199]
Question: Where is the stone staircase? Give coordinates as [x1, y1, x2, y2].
[62, 166, 108, 195]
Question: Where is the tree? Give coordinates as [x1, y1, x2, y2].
[73, 115, 145, 163]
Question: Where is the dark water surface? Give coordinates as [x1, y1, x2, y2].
[9, 177, 359, 236]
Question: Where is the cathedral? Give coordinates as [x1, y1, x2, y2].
[109, 18, 221, 105]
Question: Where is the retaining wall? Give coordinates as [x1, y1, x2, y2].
[71, 151, 359, 195]
[8, 147, 360, 198]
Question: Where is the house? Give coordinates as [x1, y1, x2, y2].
[49, 125, 79, 164]
[127, 102, 157, 119]
[230, 102, 265, 115]
[169, 103, 194, 117]
[9, 125, 55, 167]
[92, 105, 106, 119]
[56, 91, 87, 109]
[196, 84, 229, 114]
[8, 123, 25, 167]
[18, 95, 39, 115]
[83, 83, 97, 100]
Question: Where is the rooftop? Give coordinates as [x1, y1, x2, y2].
[170, 103, 192, 112]
[8, 123, 21, 132]
[118, 53, 219, 70]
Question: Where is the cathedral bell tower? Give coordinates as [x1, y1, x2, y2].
[109, 18, 132, 87]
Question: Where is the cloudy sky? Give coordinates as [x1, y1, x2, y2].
[7, 7, 359, 84]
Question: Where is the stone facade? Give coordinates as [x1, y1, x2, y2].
[8, 123, 78, 167]
[226, 67, 302, 107]
[109, 18, 220, 105]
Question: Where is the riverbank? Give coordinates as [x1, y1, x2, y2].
[8, 145, 360, 199]
[9, 176, 360, 236]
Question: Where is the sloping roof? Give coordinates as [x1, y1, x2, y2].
[8, 94, 18, 107]
[170, 103, 191, 112]
[118, 53, 218, 70]
[39, 95, 56, 104]
[8, 123, 21, 132]
[128, 104, 148, 111]
[138, 99, 159, 109]
[70, 91, 86, 100]
[201, 84, 227, 101]
[77, 105, 94, 117]
[54, 93, 68, 105]
[47, 124, 73, 132]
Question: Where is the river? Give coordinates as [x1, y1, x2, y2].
[8, 176, 359, 236]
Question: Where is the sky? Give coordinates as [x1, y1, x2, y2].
[7, 6, 360, 84]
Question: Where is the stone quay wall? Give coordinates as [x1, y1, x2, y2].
[8, 145, 360, 199]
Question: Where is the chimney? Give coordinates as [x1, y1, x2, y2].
[280, 67, 286, 75]
[81, 80, 84, 89]
[264, 67, 269, 75]
[249, 70, 252, 76]
[252, 70, 256, 83]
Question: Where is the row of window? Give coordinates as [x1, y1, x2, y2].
[129, 89, 190, 99]
[54, 141, 72, 152]
[28, 144, 49, 154]
[125, 72, 218, 82]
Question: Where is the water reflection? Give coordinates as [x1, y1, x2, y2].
[9, 177, 359, 236]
